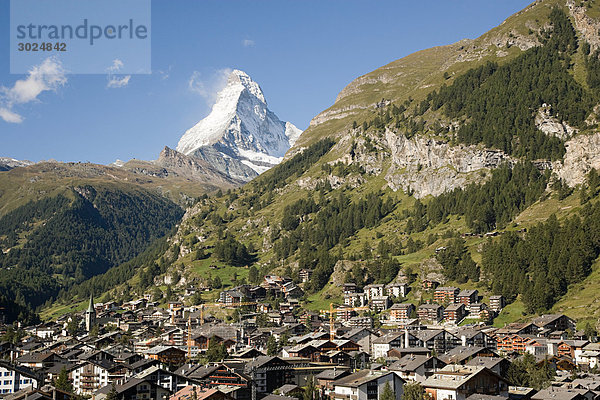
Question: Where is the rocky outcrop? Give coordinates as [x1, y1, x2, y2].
[187, 146, 258, 182]
[384, 129, 513, 198]
[568, 0, 600, 50]
[121, 146, 245, 187]
[554, 131, 600, 186]
[535, 104, 577, 140]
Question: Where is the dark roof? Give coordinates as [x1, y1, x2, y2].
[244, 356, 288, 373]
[16, 352, 58, 363]
[334, 370, 400, 388]
[129, 358, 159, 370]
[315, 369, 350, 380]
[276, 385, 302, 395]
[389, 355, 434, 372]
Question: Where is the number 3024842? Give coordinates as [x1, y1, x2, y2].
[17, 42, 66, 52]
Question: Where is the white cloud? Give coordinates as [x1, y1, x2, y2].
[242, 39, 255, 47]
[107, 59, 124, 73]
[107, 75, 131, 88]
[106, 59, 131, 89]
[158, 65, 173, 81]
[188, 68, 232, 103]
[0, 108, 23, 124]
[0, 57, 66, 123]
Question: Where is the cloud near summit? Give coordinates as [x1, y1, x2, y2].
[188, 68, 232, 104]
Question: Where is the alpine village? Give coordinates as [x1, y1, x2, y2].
[8, 1, 600, 400]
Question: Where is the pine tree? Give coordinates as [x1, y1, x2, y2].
[401, 382, 424, 400]
[266, 335, 278, 356]
[54, 367, 73, 393]
[106, 382, 118, 400]
[303, 375, 317, 400]
[380, 382, 395, 400]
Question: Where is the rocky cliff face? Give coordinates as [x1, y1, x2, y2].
[383, 129, 513, 198]
[535, 104, 578, 140]
[155, 146, 244, 185]
[568, 0, 600, 50]
[555, 132, 600, 186]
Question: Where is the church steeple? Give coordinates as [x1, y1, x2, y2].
[85, 293, 96, 332]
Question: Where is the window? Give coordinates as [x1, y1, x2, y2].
[4, 381, 10, 385]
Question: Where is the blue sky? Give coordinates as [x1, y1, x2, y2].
[0, 0, 533, 164]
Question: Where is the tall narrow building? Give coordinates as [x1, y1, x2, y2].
[85, 293, 96, 332]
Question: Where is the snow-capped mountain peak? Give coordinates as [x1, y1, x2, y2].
[175, 69, 302, 181]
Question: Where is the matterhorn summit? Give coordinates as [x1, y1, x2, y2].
[176, 69, 302, 181]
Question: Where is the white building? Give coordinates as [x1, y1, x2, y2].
[333, 370, 405, 400]
[386, 283, 409, 298]
[0, 361, 40, 396]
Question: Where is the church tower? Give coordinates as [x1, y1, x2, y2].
[85, 293, 96, 332]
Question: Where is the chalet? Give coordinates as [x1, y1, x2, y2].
[495, 322, 536, 336]
[344, 292, 367, 308]
[489, 296, 505, 312]
[386, 283, 409, 298]
[16, 352, 65, 369]
[389, 355, 446, 382]
[466, 357, 511, 378]
[444, 303, 466, 323]
[389, 303, 415, 322]
[144, 345, 186, 366]
[533, 314, 576, 333]
[578, 343, 600, 370]
[348, 316, 373, 328]
[332, 370, 405, 400]
[363, 284, 385, 300]
[187, 364, 250, 395]
[94, 377, 170, 400]
[298, 269, 313, 283]
[315, 369, 350, 397]
[370, 296, 390, 312]
[557, 340, 589, 359]
[320, 350, 353, 366]
[343, 283, 358, 294]
[243, 356, 292, 396]
[72, 360, 128, 395]
[422, 365, 509, 400]
[281, 282, 304, 300]
[373, 333, 405, 359]
[285, 344, 320, 361]
[417, 304, 444, 323]
[408, 330, 449, 354]
[219, 290, 244, 305]
[496, 334, 533, 354]
[457, 290, 478, 307]
[136, 365, 201, 394]
[434, 287, 459, 304]
[440, 346, 499, 365]
[457, 328, 497, 349]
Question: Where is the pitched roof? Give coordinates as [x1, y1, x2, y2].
[334, 370, 400, 388]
